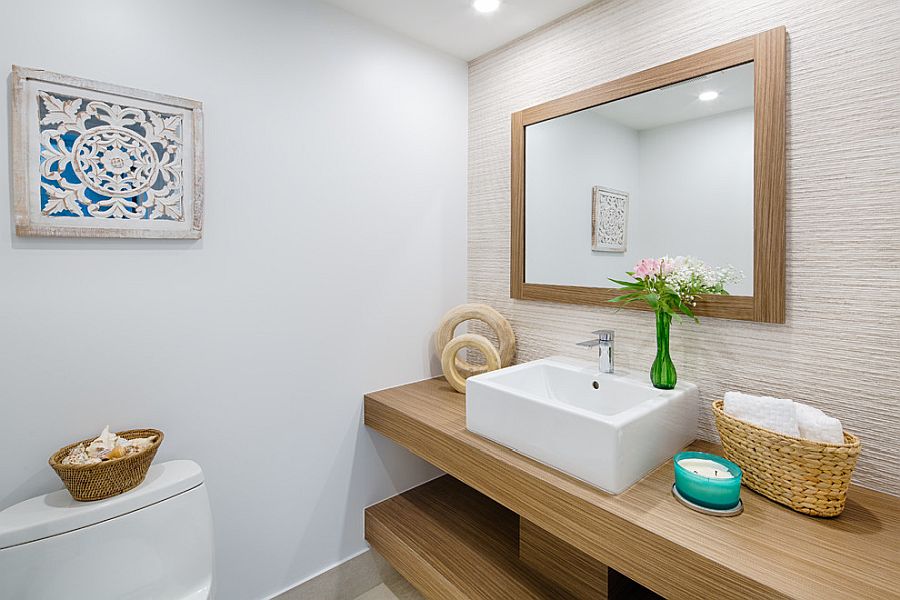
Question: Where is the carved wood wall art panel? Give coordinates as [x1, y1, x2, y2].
[12, 66, 204, 239]
[591, 186, 628, 253]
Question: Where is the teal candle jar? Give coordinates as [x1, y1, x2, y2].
[673, 451, 742, 510]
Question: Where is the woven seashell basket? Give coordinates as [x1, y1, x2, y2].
[712, 400, 860, 517]
[49, 429, 163, 502]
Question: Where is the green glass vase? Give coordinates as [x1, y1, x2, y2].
[651, 310, 677, 389]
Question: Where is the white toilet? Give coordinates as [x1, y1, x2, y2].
[0, 460, 214, 600]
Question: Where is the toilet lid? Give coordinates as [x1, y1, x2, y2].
[0, 460, 203, 549]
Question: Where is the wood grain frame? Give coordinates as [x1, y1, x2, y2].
[510, 27, 786, 323]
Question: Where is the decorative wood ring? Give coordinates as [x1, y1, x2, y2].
[435, 303, 516, 379]
[441, 334, 501, 394]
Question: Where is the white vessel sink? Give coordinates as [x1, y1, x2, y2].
[466, 356, 698, 494]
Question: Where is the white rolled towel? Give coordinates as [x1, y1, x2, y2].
[723, 391, 800, 437]
[795, 402, 845, 444]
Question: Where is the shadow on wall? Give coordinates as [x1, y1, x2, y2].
[280, 401, 442, 594]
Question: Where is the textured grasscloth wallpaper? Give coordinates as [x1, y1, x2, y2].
[467, 0, 900, 495]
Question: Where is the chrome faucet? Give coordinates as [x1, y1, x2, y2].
[577, 330, 615, 374]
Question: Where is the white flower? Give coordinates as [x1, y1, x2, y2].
[658, 256, 742, 299]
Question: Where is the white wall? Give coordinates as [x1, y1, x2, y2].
[525, 110, 639, 285]
[525, 108, 753, 295]
[637, 109, 754, 295]
[0, 2, 467, 599]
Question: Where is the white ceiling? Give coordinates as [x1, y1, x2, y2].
[320, 0, 598, 61]
[589, 63, 755, 130]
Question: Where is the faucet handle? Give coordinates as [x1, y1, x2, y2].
[577, 329, 614, 347]
[580, 330, 615, 374]
[592, 330, 615, 342]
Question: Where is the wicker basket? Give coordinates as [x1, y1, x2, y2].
[49, 429, 163, 502]
[712, 401, 859, 517]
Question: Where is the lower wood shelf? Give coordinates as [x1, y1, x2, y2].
[366, 475, 572, 599]
[366, 474, 659, 600]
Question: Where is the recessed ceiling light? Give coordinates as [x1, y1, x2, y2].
[698, 90, 719, 102]
[473, 0, 501, 14]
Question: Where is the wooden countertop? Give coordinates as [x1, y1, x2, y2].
[365, 377, 900, 600]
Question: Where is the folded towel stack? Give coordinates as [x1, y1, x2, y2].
[723, 391, 844, 444]
[722, 391, 800, 437]
[793, 403, 845, 445]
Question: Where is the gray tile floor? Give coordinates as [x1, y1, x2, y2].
[353, 581, 423, 600]
[275, 550, 423, 600]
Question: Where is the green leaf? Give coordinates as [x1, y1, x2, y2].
[674, 297, 700, 324]
[608, 292, 644, 303]
[612, 298, 640, 307]
[608, 278, 643, 289]
[676, 298, 695, 317]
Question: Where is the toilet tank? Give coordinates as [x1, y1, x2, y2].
[0, 460, 214, 600]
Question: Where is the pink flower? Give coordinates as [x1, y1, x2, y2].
[658, 255, 685, 276]
[633, 258, 660, 279]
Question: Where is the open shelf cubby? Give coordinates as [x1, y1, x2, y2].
[366, 475, 659, 600]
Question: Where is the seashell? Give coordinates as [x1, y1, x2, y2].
[62, 443, 101, 465]
[86, 425, 118, 458]
[60, 427, 157, 465]
[104, 446, 127, 460]
[122, 436, 156, 453]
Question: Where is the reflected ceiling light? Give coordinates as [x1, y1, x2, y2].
[698, 90, 719, 101]
[473, 0, 501, 13]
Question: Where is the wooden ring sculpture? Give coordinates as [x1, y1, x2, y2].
[441, 334, 501, 394]
[435, 303, 516, 379]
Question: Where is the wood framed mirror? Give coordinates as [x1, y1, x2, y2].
[510, 27, 785, 323]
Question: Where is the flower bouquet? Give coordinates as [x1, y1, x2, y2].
[609, 256, 741, 389]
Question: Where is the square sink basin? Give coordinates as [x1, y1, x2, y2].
[466, 356, 698, 494]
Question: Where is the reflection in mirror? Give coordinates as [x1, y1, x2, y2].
[524, 62, 754, 296]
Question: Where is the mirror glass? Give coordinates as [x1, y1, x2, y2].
[524, 62, 754, 295]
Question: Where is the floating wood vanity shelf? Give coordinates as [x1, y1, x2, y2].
[364, 378, 900, 600]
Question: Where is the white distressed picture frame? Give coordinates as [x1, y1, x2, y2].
[12, 66, 204, 239]
[591, 186, 628, 253]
